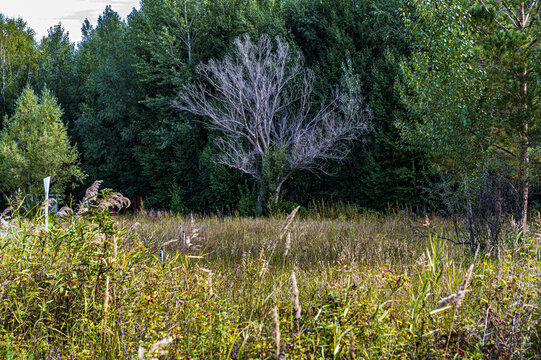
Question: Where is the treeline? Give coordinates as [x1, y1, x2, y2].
[0, 0, 431, 214]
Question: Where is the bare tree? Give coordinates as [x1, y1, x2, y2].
[177, 34, 372, 214]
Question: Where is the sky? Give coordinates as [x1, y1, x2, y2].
[1, 0, 140, 43]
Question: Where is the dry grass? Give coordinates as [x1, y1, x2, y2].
[119, 211, 466, 270]
[0, 200, 539, 359]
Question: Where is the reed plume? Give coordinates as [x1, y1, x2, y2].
[138, 336, 174, 360]
[160, 238, 179, 249]
[184, 214, 201, 251]
[138, 346, 145, 360]
[77, 180, 103, 213]
[98, 192, 131, 210]
[40, 197, 57, 211]
[148, 336, 174, 359]
[0, 206, 12, 220]
[456, 263, 474, 307]
[56, 206, 73, 218]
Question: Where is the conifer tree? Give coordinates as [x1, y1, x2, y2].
[0, 87, 84, 196]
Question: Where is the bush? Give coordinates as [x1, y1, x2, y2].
[268, 200, 305, 217]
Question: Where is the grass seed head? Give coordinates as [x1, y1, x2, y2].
[279, 206, 300, 240]
[272, 306, 280, 359]
[291, 271, 301, 320]
[284, 232, 291, 258]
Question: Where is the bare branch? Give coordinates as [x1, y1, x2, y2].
[176, 34, 372, 202]
[501, 1, 521, 29]
[492, 143, 517, 157]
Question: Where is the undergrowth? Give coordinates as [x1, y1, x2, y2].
[0, 186, 539, 359]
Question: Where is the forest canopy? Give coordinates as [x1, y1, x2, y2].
[0, 0, 539, 228]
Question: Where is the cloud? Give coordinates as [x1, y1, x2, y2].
[59, 8, 100, 21]
[5, 0, 139, 43]
[59, 1, 137, 21]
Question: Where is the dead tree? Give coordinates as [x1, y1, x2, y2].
[177, 34, 372, 214]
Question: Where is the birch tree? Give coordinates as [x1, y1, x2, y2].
[399, 0, 541, 230]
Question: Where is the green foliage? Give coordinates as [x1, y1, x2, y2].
[126, 0, 210, 207]
[197, 0, 286, 61]
[200, 142, 245, 212]
[262, 144, 290, 201]
[236, 182, 258, 217]
[74, 6, 145, 198]
[283, 0, 430, 210]
[1, 208, 540, 358]
[36, 24, 78, 125]
[0, 87, 84, 195]
[127, 0, 287, 209]
[0, 14, 37, 118]
[398, 0, 541, 226]
[0, 0, 486, 214]
[168, 181, 189, 214]
[397, 0, 492, 172]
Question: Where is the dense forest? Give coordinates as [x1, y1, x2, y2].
[1, 0, 540, 224]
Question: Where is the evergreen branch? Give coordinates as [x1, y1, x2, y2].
[478, 0, 511, 32]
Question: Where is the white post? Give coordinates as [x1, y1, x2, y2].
[43, 176, 50, 230]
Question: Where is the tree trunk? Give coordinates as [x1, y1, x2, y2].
[273, 180, 284, 205]
[465, 179, 476, 252]
[519, 141, 529, 231]
[518, 43, 529, 231]
[257, 178, 266, 216]
[183, 2, 192, 65]
[492, 175, 502, 244]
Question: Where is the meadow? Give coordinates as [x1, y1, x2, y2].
[0, 188, 539, 359]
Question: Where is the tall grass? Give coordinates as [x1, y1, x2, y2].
[0, 195, 539, 359]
